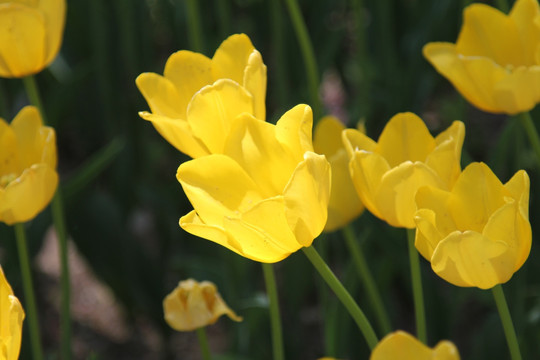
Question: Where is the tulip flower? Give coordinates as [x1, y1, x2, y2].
[370, 331, 460, 360]
[414, 162, 531, 289]
[0, 0, 66, 78]
[0, 266, 25, 360]
[0, 106, 58, 225]
[136, 33, 267, 157]
[342, 112, 464, 229]
[163, 279, 242, 332]
[177, 104, 331, 263]
[313, 116, 364, 232]
[423, 0, 540, 115]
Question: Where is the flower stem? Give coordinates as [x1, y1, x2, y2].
[196, 327, 212, 360]
[14, 223, 44, 360]
[342, 225, 391, 335]
[517, 112, 540, 168]
[262, 263, 285, 360]
[22, 76, 47, 124]
[186, 0, 204, 53]
[492, 285, 522, 360]
[407, 228, 427, 343]
[302, 246, 378, 350]
[283, 0, 322, 120]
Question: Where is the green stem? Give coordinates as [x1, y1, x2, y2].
[517, 112, 540, 168]
[283, 0, 322, 119]
[302, 246, 378, 350]
[14, 223, 44, 360]
[196, 327, 212, 360]
[262, 263, 285, 360]
[492, 285, 522, 360]
[270, 0, 289, 111]
[186, 0, 204, 53]
[22, 76, 47, 124]
[343, 225, 391, 335]
[407, 229, 427, 343]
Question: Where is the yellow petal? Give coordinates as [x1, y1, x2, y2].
[243, 50, 267, 120]
[135, 72, 183, 118]
[0, 4, 46, 77]
[0, 163, 58, 225]
[163, 50, 213, 119]
[376, 113, 436, 168]
[0, 118, 20, 176]
[432, 341, 461, 360]
[38, 0, 66, 65]
[186, 79, 253, 154]
[341, 128, 377, 158]
[370, 331, 460, 360]
[314, 115, 345, 157]
[0, 266, 25, 360]
[138, 111, 209, 158]
[427, 121, 465, 188]
[282, 152, 331, 247]
[509, 0, 540, 65]
[431, 230, 513, 289]
[493, 66, 540, 115]
[212, 33, 255, 85]
[275, 104, 314, 160]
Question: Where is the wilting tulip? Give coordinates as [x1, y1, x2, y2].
[0, 265, 25, 360]
[136, 33, 266, 157]
[370, 331, 460, 360]
[178, 105, 331, 263]
[342, 112, 464, 229]
[313, 115, 364, 231]
[163, 279, 241, 331]
[423, 0, 540, 115]
[0, 0, 66, 78]
[0, 106, 58, 225]
[414, 162, 531, 289]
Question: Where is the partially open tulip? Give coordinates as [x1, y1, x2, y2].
[0, 0, 66, 78]
[163, 279, 241, 332]
[0, 266, 25, 360]
[370, 331, 460, 360]
[177, 105, 331, 263]
[0, 106, 58, 225]
[414, 162, 531, 289]
[136, 33, 266, 157]
[423, 0, 540, 115]
[313, 115, 364, 232]
[342, 113, 464, 229]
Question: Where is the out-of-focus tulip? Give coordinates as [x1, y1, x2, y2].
[342, 112, 464, 229]
[136, 33, 266, 157]
[163, 279, 241, 332]
[0, 265, 25, 360]
[178, 104, 331, 263]
[415, 162, 531, 289]
[313, 115, 364, 232]
[0, 0, 66, 78]
[370, 331, 460, 360]
[0, 106, 57, 225]
[423, 0, 540, 115]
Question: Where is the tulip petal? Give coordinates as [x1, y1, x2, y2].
[314, 115, 345, 157]
[136, 73, 183, 118]
[0, 4, 46, 77]
[342, 127, 377, 158]
[283, 152, 330, 247]
[376, 113, 436, 168]
[275, 104, 314, 160]
[39, 0, 66, 65]
[138, 111, 209, 158]
[212, 33, 255, 85]
[427, 121, 465, 188]
[0, 164, 58, 225]
[431, 230, 513, 289]
[370, 331, 432, 360]
[0, 119, 20, 176]
[509, 0, 540, 65]
[493, 66, 540, 114]
[244, 50, 267, 120]
[0, 267, 24, 360]
[504, 169, 530, 218]
[433, 341, 461, 360]
[187, 79, 253, 154]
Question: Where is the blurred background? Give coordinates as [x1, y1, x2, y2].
[0, 0, 539, 359]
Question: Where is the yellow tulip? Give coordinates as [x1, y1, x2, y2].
[0, 266, 25, 360]
[370, 331, 460, 360]
[0, 106, 58, 225]
[136, 33, 267, 157]
[342, 112, 464, 229]
[0, 0, 66, 78]
[423, 0, 540, 115]
[414, 162, 531, 289]
[163, 279, 242, 332]
[177, 104, 331, 263]
[313, 115, 364, 232]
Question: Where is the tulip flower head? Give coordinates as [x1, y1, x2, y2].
[163, 279, 241, 332]
[313, 115, 364, 232]
[0, 0, 66, 78]
[177, 104, 331, 263]
[136, 33, 267, 158]
[370, 331, 460, 360]
[423, 0, 540, 115]
[342, 112, 464, 229]
[0, 266, 25, 360]
[0, 106, 58, 225]
[414, 162, 531, 290]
